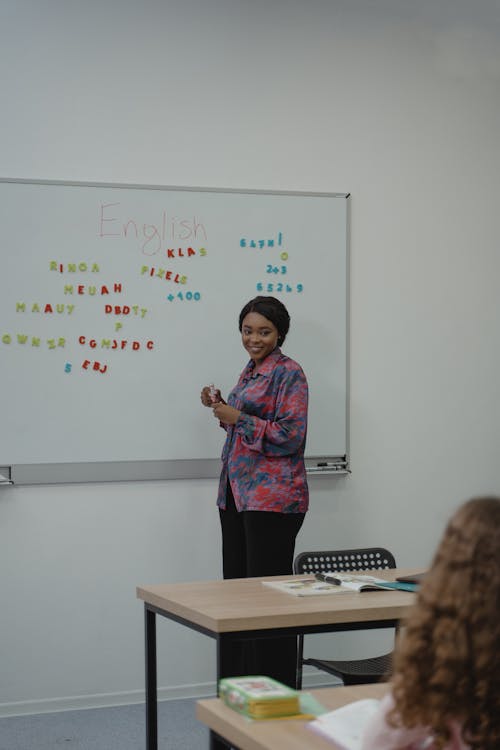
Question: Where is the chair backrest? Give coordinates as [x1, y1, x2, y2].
[293, 547, 396, 575]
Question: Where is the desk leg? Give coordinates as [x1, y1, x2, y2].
[216, 632, 233, 684]
[145, 606, 158, 750]
[209, 634, 234, 750]
[209, 730, 233, 750]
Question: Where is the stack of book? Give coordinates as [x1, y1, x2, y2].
[218, 675, 301, 719]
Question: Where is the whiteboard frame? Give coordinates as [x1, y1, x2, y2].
[0, 178, 350, 485]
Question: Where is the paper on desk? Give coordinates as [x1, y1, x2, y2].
[309, 698, 380, 749]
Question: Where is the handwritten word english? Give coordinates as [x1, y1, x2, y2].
[98, 203, 208, 255]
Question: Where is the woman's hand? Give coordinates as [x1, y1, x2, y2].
[200, 385, 239, 423]
[200, 385, 223, 407]
[212, 402, 241, 425]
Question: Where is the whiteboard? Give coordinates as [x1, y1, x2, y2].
[0, 179, 349, 484]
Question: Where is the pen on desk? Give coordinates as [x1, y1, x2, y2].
[313, 462, 345, 471]
[315, 573, 342, 585]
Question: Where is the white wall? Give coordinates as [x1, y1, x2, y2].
[1, 0, 500, 715]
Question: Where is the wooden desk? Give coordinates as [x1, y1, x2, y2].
[137, 570, 418, 750]
[197, 683, 388, 750]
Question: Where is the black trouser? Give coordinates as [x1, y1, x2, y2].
[219, 484, 305, 687]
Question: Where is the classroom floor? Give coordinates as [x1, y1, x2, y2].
[0, 697, 209, 750]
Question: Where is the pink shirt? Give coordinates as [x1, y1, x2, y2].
[361, 693, 469, 750]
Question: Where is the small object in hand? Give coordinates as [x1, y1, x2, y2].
[209, 383, 217, 403]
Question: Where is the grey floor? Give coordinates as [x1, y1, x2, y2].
[0, 698, 210, 750]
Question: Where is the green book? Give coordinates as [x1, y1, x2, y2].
[218, 676, 301, 719]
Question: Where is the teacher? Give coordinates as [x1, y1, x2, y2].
[201, 295, 309, 687]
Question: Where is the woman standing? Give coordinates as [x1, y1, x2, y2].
[201, 295, 309, 687]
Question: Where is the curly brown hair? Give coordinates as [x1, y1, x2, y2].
[390, 496, 500, 750]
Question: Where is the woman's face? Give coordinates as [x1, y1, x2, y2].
[241, 311, 279, 366]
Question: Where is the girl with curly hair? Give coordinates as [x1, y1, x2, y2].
[361, 495, 500, 750]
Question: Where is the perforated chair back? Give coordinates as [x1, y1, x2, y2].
[293, 547, 397, 689]
[294, 548, 396, 576]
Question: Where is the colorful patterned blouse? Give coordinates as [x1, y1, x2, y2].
[217, 347, 309, 513]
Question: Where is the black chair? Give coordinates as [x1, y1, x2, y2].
[293, 547, 397, 688]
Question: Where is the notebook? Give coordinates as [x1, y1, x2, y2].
[396, 571, 427, 585]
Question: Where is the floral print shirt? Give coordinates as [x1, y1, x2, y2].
[217, 347, 309, 513]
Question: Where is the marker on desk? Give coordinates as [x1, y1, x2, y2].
[314, 462, 344, 471]
[306, 461, 349, 475]
[315, 573, 342, 585]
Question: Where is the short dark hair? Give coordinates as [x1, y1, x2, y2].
[238, 296, 290, 346]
